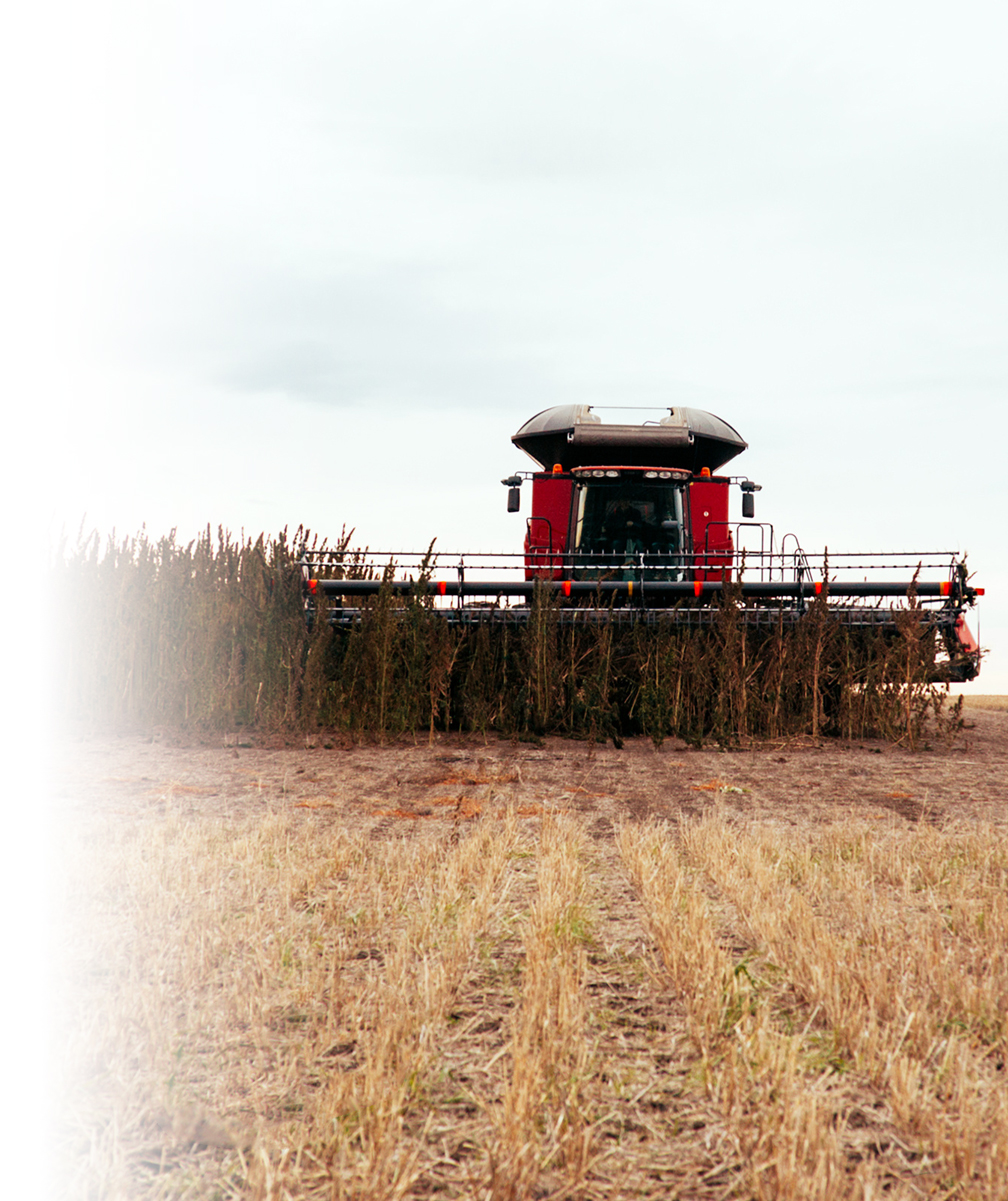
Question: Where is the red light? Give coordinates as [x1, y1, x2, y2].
[976, 587, 985, 596]
[940, 581, 951, 596]
[694, 581, 703, 597]
[814, 581, 822, 596]
[562, 581, 571, 597]
[308, 579, 317, 594]
[438, 581, 447, 596]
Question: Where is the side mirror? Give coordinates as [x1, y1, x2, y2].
[740, 479, 761, 520]
[507, 487, 521, 513]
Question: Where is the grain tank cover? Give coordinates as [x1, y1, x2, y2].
[512, 404, 747, 474]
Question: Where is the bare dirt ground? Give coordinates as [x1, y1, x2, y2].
[53, 706, 1008, 1200]
[57, 706, 1007, 834]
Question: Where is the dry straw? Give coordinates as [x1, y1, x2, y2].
[64, 804, 1008, 1198]
[678, 814, 1008, 1195]
[489, 813, 593, 1199]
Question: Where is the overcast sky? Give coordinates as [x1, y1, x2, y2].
[5, 0, 1006, 686]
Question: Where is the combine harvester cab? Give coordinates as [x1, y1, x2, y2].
[509, 404, 746, 584]
[302, 403, 984, 684]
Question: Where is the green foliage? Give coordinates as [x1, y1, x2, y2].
[56, 528, 957, 745]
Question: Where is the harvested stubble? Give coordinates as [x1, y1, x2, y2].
[618, 823, 856, 1199]
[62, 809, 523, 1199]
[960, 696, 1008, 712]
[60, 798, 1008, 1200]
[679, 816, 1008, 1196]
[490, 814, 592, 1199]
[57, 527, 965, 745]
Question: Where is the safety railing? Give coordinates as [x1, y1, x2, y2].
[299, 544, 982, 613]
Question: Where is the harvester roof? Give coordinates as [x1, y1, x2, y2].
[512, 405, 747, 474]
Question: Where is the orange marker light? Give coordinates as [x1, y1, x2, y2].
[700, 466, 711, 478]
[628, 580, 633, 598]
[552, 462, 563, 474]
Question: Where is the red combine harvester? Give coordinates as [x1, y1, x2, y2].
[303, 405, 983, 682]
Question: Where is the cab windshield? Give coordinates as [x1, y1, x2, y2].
[572, 477, 688, 579]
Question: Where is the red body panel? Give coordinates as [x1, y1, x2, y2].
[524, 470, 735, 581]
[955, 615, 979, 656]
[524, 474, 573, 578]
[689, 477, 733, 580]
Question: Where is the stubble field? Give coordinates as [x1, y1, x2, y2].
[55, 703, 1008, 1200]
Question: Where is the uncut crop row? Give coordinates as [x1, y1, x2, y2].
[58, 526, 960, 745]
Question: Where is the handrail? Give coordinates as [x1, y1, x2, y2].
[298, 542, 977, 604]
